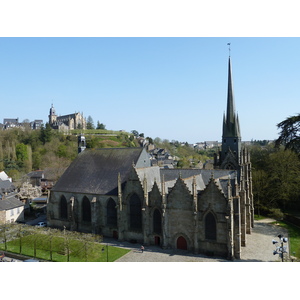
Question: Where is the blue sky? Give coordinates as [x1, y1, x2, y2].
[0, 37, 299, 143]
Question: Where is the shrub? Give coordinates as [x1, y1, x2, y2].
[268, 208, 284, 220]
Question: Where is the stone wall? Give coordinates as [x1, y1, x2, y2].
[48, 171, 239, 258]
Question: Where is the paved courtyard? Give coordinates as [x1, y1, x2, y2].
[102, 218, 289, 262]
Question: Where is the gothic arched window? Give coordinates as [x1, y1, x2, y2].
[107, 198, 117, 227]
[153, 209, 162, 234]
[82, 196, 91, 222]
[205, 212, 217, 240]
[129, 193, 142, 230]
[60, 196, 68, 220]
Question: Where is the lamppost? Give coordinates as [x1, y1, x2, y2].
[272, 234, 288, 262]
[102, 244, 108, 262]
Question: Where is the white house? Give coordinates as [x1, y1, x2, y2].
[0, 171, 12, 182]
[0, 196, 25, 224]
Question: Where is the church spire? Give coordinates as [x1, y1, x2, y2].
[220, 53, 242, 168]
[223, 56, 241, 138]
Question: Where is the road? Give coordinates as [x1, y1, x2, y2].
[25, 213, 47, 226]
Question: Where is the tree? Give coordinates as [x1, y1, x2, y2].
[87, 116, 95, 129]
[146, 137, 153, 144]
[0, 141, 3, 170]
[40, 123, 53, 144]
[275, 113, 300, 154]
[131, 130, 139, 137]
[265, 149, 300, 210]
[252, 169, 268, 215]
[96, 121, 106, 130]
[16, 143, 28, 163]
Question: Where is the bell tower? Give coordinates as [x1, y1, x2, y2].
[78, 134, 86, 153]
[49, 104, 57, 125]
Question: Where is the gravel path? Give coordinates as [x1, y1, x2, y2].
[102, 218, 289, 262]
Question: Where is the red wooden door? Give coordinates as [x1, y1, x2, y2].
[113, 230, 118, 239]
[154, 236, 160, 245]
[177, 236, 187, 250]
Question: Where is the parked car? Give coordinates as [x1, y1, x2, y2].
[24, 259, 39, 262]
[36, 221, 47, 227]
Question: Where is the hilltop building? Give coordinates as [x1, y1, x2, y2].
[1, 118, 43, 130]
[47, 57, 254, 259]
[49, 104, 86, 132]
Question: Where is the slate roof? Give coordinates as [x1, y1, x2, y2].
[136, 166, 161, 192]
[52, 147, 237, 199]
[27, 170, 44, 178]
[52, 148, 147, 195]
[0, 197, 25, 211]
[159, 169, 236, 197]
[160, 169, 236, 185]
[135, 167, 236, 196]
[0, 180, 15, 194]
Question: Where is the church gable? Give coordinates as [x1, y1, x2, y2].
[122, 166, 144, 199]
[220, 149, 239, 170]
[167, 177, 193, 210]
[148, 181, 162, 208]
[198, 177, 228, 215]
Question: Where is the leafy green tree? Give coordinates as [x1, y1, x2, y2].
[96, 121, 106, 130]
[275, 113, 300, 154]
[252, 169, 268, 215]
[40, 123, 53, 144]
[16, 143, 28, 164]
[265, 149, 300, 210]
[146, 137, 153, 144]
[0, 141, 3, 170]
[131, 130, 139, 137]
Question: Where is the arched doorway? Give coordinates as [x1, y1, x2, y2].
[113, 230, 118, 239]
[176, 236, 187, 250]
[154, 236, 160, 246]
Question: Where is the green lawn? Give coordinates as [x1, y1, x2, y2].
[0, 234, 130, 262]
[254, 214, 266, 221]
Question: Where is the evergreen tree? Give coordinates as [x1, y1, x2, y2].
[87, 116, 95, 129]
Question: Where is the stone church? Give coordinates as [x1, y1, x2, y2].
[47, 57, 254, 259]
[49, 104, 86, 132]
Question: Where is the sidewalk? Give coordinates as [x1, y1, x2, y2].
[102, 218, 289, 262]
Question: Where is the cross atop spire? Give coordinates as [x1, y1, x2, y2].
[227, 43, 231, 57]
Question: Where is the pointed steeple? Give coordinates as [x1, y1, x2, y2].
[220, 55, 242, 168]
[223, 57, 241, 138]
[227, 57, 235, 124]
